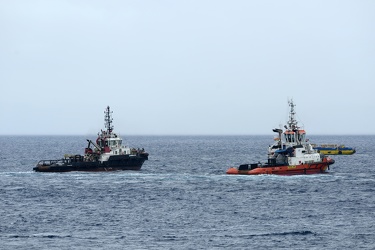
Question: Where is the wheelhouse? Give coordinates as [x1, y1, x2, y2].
[283, 130, 306, 144]
[97, 137, 123, 148]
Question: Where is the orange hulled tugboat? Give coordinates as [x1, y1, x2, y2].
[33, 106, 148, 172]
[226, 99, 334, 175]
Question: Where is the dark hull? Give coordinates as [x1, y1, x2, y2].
[34, 155, 147, 172]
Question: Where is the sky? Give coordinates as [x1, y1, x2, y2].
[1, 0, 374, 135]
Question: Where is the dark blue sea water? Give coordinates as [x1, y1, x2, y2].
[1, 135, 374, 249]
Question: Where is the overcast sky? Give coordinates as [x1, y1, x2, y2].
[1, 0, 374, 135]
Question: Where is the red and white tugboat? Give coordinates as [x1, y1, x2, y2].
[226, 99, 334, 175]
[33, 106, 149, 172]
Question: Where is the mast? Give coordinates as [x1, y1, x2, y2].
[104, 106, 114, 134]
[287, 99, 298, 130]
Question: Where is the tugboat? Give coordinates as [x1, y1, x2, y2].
[311, 144, 356, 155]
[226, 99, 335, 175]
[33, 106, 148, 172]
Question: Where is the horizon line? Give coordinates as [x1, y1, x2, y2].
[0, 133, 374, 136]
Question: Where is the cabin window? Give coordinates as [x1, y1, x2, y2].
[286, 134, 295, 142]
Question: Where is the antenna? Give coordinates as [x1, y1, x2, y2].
[104, 106, 114, 133]
[287, 99, 298, 130]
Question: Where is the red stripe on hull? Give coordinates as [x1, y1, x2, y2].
[226, 163, 329, 175]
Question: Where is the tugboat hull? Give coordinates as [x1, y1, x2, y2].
[227, 163, 327, 175]
[226, 158, 334, 176]
[34, 155, 148, 172]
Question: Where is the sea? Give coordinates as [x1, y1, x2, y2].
[0, 135, 374, 250]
